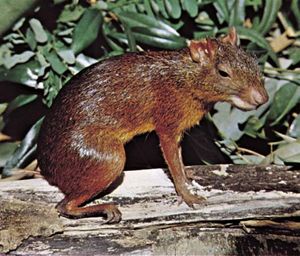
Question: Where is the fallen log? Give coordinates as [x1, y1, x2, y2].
[1, 165, 300, 255]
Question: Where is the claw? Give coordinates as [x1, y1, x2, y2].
[103, 205, 122, 224]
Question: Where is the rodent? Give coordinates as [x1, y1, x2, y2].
[37, 28, 268, 223]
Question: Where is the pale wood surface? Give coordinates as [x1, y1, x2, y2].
[1, 165, 300, 255]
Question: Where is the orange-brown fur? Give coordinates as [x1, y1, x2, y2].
[37, 28, 268, 223]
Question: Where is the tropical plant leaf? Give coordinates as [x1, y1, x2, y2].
[0, 60, 41, 88]
[0, 142, 19, 168]
[288, 115, 300, 138]
[213, 0, 229, 24]
[4, 94, 38, 120]
[182, 0, 198, 18]
[235, 26, 279, 66]
[118, 11, 180, 36]
[46, 50, 68, 75]
[267, 82, 300, 126]
[71, 8, 103, 54]
[229, 0, 246, 26]
[153, 0, 169, 18]
[3, 51, 35, 69]
[2, 118, 43, 177]
[255, 0, 282, 35]
[262, 140, 300, 165]
[164, 0, 181, 19]
[29, 18, 48, 43]
[131, 26, 186, 49]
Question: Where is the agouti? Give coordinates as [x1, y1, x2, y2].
[37, 28, 268, 223]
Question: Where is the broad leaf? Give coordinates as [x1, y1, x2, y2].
[262, 140, 300, 165]
[288, 115, 300, 138]
[0, 60, 42, 88]
[4, 94, 38, 120]
[235, 26, 279, 66]
[2, 118, 43, 177]
[72, 8, 103, 54]
[267, 82, 300, 126]
[118, 11, 180, 36]
[182, 0, 198, 18]
[29, 18, 48, 43]
[3, 51, 35, 69]
[255, 0, 282, 35]
[132, 26, 186, 49]
[229, 0, 246, 26]
[0, 142, 19, 168]
[164, 0, 181, 19]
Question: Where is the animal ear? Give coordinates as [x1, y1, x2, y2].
[188, 38, 217, 64]
[220, 27, 238, 46]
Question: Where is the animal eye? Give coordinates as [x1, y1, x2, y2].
[218, 69, 230, 78]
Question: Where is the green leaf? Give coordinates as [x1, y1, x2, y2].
[288, 115, 300, 138]
[2, 118, 43, 177]
[3, 51, 35, 69]
[267, 82, 300, 126]
[43, 70, 63, 106]
[0, 0, 39, 36]
[288, 47, 300, 65]
[71, 8, 103, 54]
[243, 115, 266, 138]
[229, 0, 246, 26]
[153, 0, 169, 18]
[255, 0, 282, 35]
[46, 50, 68, 75]
[26, 28, 37, 50]
[144, 0, 155, 16]
[132, 26, 186, 49]
[164, 0, 181, 19]
[292, 0, 300, 28]
[58, 4, 85, 23]
[0, 142, 19, 168]
[29, 18, 48, 43]
[0, 103, 7, 115]
[12, 17, 26, 31]
[119, 11, 180, 36]
[235, 26, 279, 66]
[212, 102, 253, 141]
[0, 60, 41, 88]
[245, 0, 262, 10]
[57, 49, 76, 64]
[213, 0, 229, 23]
[107, 32, 128, 45]
[262, 140, 300, 165]
[182, 0, 198, 18]
[4, 94, 38, 119]
[125, 26, 137, 52]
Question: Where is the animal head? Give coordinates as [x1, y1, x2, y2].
[188, 28, 268, 110]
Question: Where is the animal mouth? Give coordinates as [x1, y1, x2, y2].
[229, 88, 269, 111]
[229, 95, 258, 111]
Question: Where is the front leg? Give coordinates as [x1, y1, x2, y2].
[157, 131, 206, 207]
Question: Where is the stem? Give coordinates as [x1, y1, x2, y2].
[236, 147, 265, 158]
[17, 29, 27, 42]
[264, 67, 300, 74]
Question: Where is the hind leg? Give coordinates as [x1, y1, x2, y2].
[56, 195, 122, 223]
[55, 135, 125, 223]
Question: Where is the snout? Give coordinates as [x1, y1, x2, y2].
[249, 87, 269, 107]
[229, 87, 269, 111]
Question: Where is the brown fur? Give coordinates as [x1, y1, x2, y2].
[37, 28, 268, 223]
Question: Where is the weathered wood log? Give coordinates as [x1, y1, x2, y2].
[1, 165, 300, 255]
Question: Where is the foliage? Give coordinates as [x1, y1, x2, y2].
[0, 0, 299, 176]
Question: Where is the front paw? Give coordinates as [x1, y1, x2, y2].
[179, 190, 206, 208]
[177, 182, 206, 208]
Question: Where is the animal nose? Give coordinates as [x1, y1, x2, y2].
[250, 88, 269, 106]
